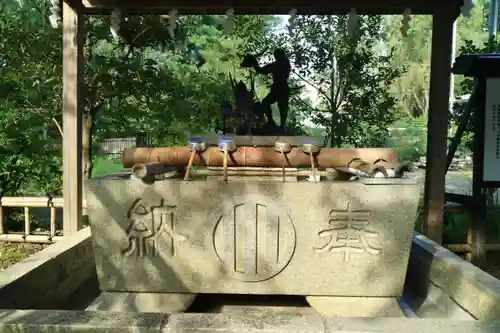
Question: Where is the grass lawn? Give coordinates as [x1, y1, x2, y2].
[92, 156, 127, 178]
[0, 243, 48, 270]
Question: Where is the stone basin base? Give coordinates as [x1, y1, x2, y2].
[306, 296, 405, 317]
[86, 292, 197, 313]
[85, 292, 407, 317]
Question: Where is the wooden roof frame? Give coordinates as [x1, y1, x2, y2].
[75, 0, 464, 15]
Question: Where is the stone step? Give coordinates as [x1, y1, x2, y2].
[0, 310, 499, 333]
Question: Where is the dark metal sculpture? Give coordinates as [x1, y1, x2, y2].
[241, 48, 291, 129]
[217, 48, 292, 136]
[217, 74, 264, 135]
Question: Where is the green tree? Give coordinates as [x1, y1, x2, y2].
[269, 15, 403, 147]
[0, 0, 280, 195]
[82, 14, 278, 177]
[386, 1, 489, 118]
[454, 0, 489, 96]
[450, 37, 500, 152]
[0, 0, 63, 195]
[82, 15, 180, 177]
[386, 15, 432, 118]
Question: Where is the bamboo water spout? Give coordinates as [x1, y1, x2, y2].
[122, 146, 399, 169]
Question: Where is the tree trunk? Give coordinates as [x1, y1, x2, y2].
[82, 113, 94, 179]
[329, 110, 339, 148]
[329, 125, 335, 148]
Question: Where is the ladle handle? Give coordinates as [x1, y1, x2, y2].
[223, 147, 229, 182]
[184, 150, 197, 181]
[310, 153, 317, 182]
[281, 149, 286, 182]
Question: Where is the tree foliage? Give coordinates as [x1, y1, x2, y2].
[3, 0, 494, 198]
[0, 0, 62, 195]
[386, 0, 489, 118]
[0, 0, 277, 194]
[268, 15, 403, 147]
[450, 37, 500, 152]
[85, 15, 278, 177]
[386, 15, 432, 118]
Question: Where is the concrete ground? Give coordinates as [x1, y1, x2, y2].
[406, 170, 473, 195]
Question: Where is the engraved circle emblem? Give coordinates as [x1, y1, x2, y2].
[212, 195, 296, 282]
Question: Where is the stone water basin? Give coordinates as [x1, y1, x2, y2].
[1, 176, 500, 332]
[83, 177, 420, 316]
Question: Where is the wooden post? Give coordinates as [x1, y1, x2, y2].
[471, 79, 487, 267]
[465, 211, 473, 261]
[62, 1, 84, 236]
[422, 11, 455, 244]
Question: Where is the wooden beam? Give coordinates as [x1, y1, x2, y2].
[80, 0, 459, 15]
[445, 243, 500, 253]
[444, 192, 473, 206]
[62, 1, 84, 236]
[422, 11, 456, 244]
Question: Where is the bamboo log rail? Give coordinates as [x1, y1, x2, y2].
[122, 146, 400, 169]
[0, 234, 65, 243]
[195, 169, 330, 178]
[0, 197, 74, 244]
[442, 202, 500, 259]
[132, 162, 174, 179]
[206, 167, 299, 172]
[444, 243, 500, 253]
[1, 197, 64, 207]
[131, 163, 335, 180]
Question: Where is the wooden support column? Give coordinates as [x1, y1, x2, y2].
[471, 78, 487, 267]
[422, 11, 455, 244]
[62, 1, 84, 236]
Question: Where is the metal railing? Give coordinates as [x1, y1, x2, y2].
[99, 135, 152, 157]
[0, 197, 65, 243]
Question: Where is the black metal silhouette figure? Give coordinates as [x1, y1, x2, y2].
[241, 48, 291, 128]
